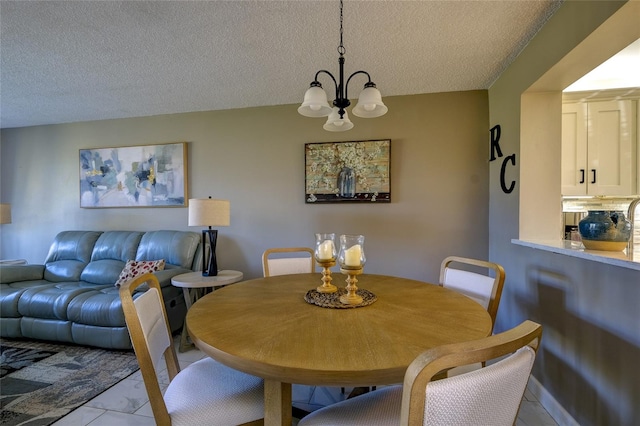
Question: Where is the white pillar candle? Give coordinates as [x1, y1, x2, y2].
[344, 244, 362, 267]
[318, 240, 334, 260]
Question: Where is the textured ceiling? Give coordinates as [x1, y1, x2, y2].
[0, 0, 564, 129]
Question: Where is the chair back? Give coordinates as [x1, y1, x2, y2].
[262, 247, 315, 277]
[119, 273, 179, 425]
[401, 320, 542, 426]
[439, 256, 505, 331]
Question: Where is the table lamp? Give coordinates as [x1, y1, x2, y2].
[0, 204, 11, 224]
[188, 197, 230, 276]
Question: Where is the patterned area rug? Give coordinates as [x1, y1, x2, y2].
[0, 338, 139, 426]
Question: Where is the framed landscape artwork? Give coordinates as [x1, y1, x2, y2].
[305, 139, 391, 203]
[79, 142, 187, 208]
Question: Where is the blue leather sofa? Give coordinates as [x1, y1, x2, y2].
[0, 230, 202, 349]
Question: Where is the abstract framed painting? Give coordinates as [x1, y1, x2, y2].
[79, 142, 187, 208]
[305, 139, 391, 203]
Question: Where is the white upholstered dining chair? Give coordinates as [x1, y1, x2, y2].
[262, 246, 315, 277]
[261, 247, 325, 410]
[298, 320, 542, 426]
[119, 273, 264, 426]
[439, 255, 505, 332]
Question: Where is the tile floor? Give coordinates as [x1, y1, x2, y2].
[52, 339, 559, 426]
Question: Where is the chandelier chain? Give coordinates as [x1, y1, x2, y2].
[338, 0, 345, 56]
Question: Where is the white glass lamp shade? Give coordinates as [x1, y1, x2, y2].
[298, 86, 332, 117]
[323, 107, 354, 132]
[0, 204, 11, 224]
[188, 198, 230, 227]
[352, 86, 388, 118]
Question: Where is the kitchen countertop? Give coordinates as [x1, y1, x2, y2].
[512, 239, 640, 271]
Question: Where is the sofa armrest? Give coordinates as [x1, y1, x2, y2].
[129, 269, 190, 293]
[0, 264, 45, 284]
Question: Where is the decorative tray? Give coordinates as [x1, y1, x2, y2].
[304, 288, 377, 309]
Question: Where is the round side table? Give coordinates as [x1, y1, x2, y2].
[171, 270, 243, 352]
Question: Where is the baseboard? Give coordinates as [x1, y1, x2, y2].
[528, 375, 580, 426]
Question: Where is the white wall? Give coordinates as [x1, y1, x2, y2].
[0, 91, 490, 282]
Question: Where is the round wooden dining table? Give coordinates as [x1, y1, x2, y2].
[186, 273, 492, 426]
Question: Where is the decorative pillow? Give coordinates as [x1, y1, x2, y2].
[115, 259, 165, 287]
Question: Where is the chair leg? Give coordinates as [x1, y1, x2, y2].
[179, 324, 193, 352]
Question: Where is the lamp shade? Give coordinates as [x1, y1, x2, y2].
[188, 199, 230, 227]
[352, 86, 388, 118]
[298, 85, 333, 117]
[0, 204, 11, 224]
[323, 107, 354, 132]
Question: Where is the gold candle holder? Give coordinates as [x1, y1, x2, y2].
[339, 267, 363, 305]
[337, 234, 366, 305]
[315, 233, 338, 294]
[316, 259, 338, 293]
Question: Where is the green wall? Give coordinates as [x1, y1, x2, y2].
[0, 91, 490, 283]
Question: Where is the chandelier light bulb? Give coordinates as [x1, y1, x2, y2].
[298, 85, 332, 117]
[352, 85, 388, 118]
[323, 107, 354, 132]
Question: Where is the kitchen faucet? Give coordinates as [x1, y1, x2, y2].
[628, 197, 640, 254]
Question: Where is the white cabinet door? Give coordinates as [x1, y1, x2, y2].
[587, 100, 636, 196]
[561, 103, 587, 195]
[561, 100, 636, 196]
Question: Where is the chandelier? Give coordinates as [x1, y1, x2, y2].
[298, 0, 388, 132]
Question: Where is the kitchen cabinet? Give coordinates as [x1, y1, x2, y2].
[562, 99, 637, 196]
